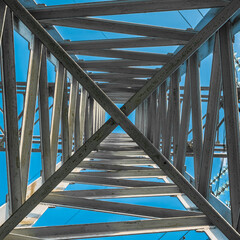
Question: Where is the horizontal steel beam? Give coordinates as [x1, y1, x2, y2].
[85, 67, 157, 76]
[11, 217, 212, 239]
[29, 0, 229, 19]
[79, 162, 150, 171]
[89, 73, 149, 80]
[65, 173, 170, 188]
[78, 59, 162, 68]
[61, 37, 187, 50]
[51, 186, 181, 199]
[67, 169, 166, 178]
[5, 234, 41, 240]
[44, 194, 203, 218]
[40, 17, 196, 40]
[70, 49, 172, 62]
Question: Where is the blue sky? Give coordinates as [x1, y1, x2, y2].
[1, 1, 239, 239]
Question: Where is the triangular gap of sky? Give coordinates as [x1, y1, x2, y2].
[0, 0, 239, 239]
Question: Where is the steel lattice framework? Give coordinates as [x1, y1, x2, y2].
[0, 0, 240, 239]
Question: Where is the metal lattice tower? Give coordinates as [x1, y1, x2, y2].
[0, 0, 240, 239]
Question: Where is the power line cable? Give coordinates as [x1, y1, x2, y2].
[178, 11, 193, 29]
[198, 9, 204, 18]
[158, 232, 167, 239]
[64, 210, 81, 224]
[101, 31, 109, 39]
[178, 230, 190, 240]
[213, 159, 224, 194]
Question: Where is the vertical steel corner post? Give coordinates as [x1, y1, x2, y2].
[220, 21, 240, 232]
[68, 79, 78, 155]
[38, 46, 52, 181]
[0, 1, 7, 44]
[189, 52, 203, 188]
[61, 71, 70, 162]
[171, 69, 180, 166]
[50, 63, 65, 172]
[198, 32, 222, 199]
[19, 36, 43, 199]
[1, 6, 22, 214]
[175, 61, 191, 173]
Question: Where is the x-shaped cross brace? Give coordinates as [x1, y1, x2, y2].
[0, 0, 240, 239]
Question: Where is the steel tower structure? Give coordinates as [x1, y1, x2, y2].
[0, 0, 240, 239]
